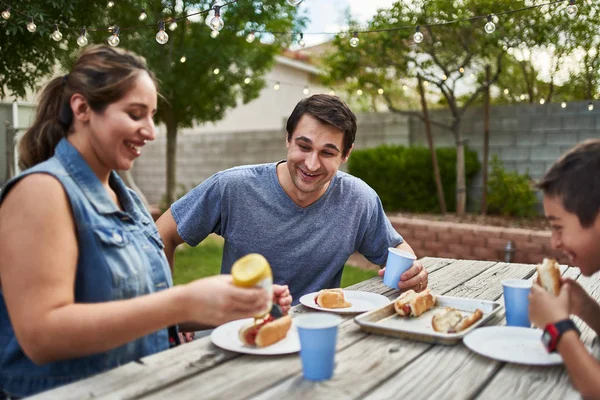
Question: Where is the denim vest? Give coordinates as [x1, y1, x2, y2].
[0, 139, 172, 398]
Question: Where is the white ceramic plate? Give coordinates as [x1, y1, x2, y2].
[299, 290, 390, 314]
[463, 326, 563, 365]
[211, 318, 300, 355]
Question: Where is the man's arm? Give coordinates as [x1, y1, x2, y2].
[157, 209, 185, 274]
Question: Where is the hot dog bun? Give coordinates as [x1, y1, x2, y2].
[537, 258, 561, 296]
[315, 288, 352, 309]
[432, 307, 483, 333]
[394, 289, 436, 317]
[239, 315, 292, 347]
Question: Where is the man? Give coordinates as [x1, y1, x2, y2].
[528, 139, 600, 398]
[157, 94, 428, 304]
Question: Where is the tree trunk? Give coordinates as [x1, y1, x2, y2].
[165, 117, 178, 207]
[454, 120, 466, 217]
[417, 75, 446, 215]
[481, 65, 491, 216]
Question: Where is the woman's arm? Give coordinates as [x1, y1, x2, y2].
[0, 174, 267, 364]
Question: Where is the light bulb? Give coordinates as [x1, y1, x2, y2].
[180, 56, 186, 63]
[378, 88, 384, 95]
[139, 9, 147, 21]
[108, 27, 120, 47]
[107, 1, 114, 8]
[423, 81, 429, 86]
[209, 6, 224, 31]
[108, 25, 116, 32]
[561, 102, 567, 108]
[329, 90, 335, 96]
[485, 16, 495, 33]
[77, 29, 88, 47]
[1, 8, 10, 20]
[51, 25, 63, 41]
[286, 0, 303, 5]
[520, 94, 526, 100]
[588, 102, 594, 111]
[298, 33, 306, 47]
[357, 89, 363, 96]
[210, 30, 219, 38]
[156, 22, 169, 44]
[244, 77, 251, 84]
[413, 26, 423, 44]
[169, 20, 177, 31]
[503, 89, 509, 95]
[540, 98, 545, 105]
[459, 67, 465, 74]
[442, 74, 447, 81]
[246, 32, 255, 43]
[213, 68, 220, 75]
[274, 82, 280, 90]
[27, 18, 37, 33]
[350, 31, 359, 47]
[402, 85, 408, 91]
[566, 1, 578, 18]
[303, 86, 309, 95]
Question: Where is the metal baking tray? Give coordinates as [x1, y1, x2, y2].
[354, 295, 502, 345]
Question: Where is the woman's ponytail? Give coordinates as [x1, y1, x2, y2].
[18, 76, 71, 170]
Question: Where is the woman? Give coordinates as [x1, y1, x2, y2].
[0, 45, 291, 398]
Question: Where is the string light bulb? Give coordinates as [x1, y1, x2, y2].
[520, 94, 526, 101]
[1, 7, 10, 20]
[503, 89, 509, 95]
[180, 56, 186, 63]
[442, 74, 447, 81]
[378, 88, 384, 95]
[349, 31, 359, 47]
[209, 6, 224, 32]
[246, 31, 255, 43]
[107, 1, 114, 8]
[357, 89, 363, 96]
[413, 26, 424, 44]
[26, 17, 37, 33]
[303, 86, 309, 95]
[107, 27, 120, 47]
[138, 9, 147, 21]
[561, 102, 567, 108]
[485, 15, 496, 33]
[51, 24, 63, 41]
[298, 33, 305, 48]
[459, 67, 465, 74]
[244, 77, 251, 84]
[274, 82, 280, 91]
[329, 90, 335, 96]
[77, 28, 88, 47]
[213, 68, 220, 75]
[539, 98, 545, 105]
[156, 21, 169, 44]
[566, 0, 578, 18]
[286, 0, 303, 5]
[588, 101, 594, 111]
[169, 19, 177, 31]
[210, 30, 219, 38]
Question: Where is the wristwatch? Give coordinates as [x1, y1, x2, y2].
[542, 319, 580, 353]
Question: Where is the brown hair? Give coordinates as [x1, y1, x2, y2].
[18, 45, 155, 170]
[286, 94, 357, 157]
[537, 139, 600, 228]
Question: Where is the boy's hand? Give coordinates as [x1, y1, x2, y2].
[528, 283, 570, 328]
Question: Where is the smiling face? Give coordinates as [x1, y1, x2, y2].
[84, 72, 157, 173]
[281, 114, 352, 207]
[544, 195, 600, 276]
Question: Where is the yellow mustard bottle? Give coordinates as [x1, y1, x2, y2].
[231, 253, 273, 319]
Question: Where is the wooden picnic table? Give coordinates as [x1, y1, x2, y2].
[30, 258, 597, 400]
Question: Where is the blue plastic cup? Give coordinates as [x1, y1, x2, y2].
[295, 313, 343, 381]
[502, 279, 532, 327]
[383, 248, 417, 289]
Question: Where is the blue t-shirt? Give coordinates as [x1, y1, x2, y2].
[171, 162, 403, 303]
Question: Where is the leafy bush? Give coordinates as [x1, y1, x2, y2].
[348, 145, 480, 212]
[486, 155, 538, 217]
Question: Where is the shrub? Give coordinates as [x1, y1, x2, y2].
[486, 155, 538, 218]
[348, 145, 480, 212]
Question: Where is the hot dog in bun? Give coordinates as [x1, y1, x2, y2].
[394, 289, 436, 317]
[536, 258, 561, 296]
[239, 315, 292, 347]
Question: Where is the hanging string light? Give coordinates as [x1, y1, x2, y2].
[520, 94, 526, 100]
[566, 0, 578, 18]
[413, 26, 424, 43]
[107, 26, 120, 47]
[246, 31, 256, 43]
[378, 88, 384, 95]
[213, 68, 220, 75]
[26, 17, 36, 33]
[156, 21, 169, 44]
[209, 5, 224, 32]
[138, 9, 147, 21]
[561, 102, 567, 108]
[77, 28, 88, 47]
[244, 77, 251, 84]
[51, 24, 63, 41]
[303, 85, 309, 95]
[484, 15, 496, 33]
[273, 82, 280, 91]
[180, 56, 186, 63]
[169, 19, 178, 31]
[1, 7, 10, 20]
[356, 89, 363, 96]
[503, 88, 509, 95]
[298, 32, 306, 47]
[539, 98, 545, 104]
[329, 90, 335, 96]
[107, 1, 114, 8]
[459, 67, 465, 74]
[210, 30, 219, 38]
[349, 31, 359, 47]
[442, 74, 448, 81]
[588, 101, 594, 111]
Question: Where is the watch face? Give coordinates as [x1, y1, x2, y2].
[542, 331, 552, 347]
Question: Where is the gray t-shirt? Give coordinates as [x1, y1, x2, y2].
[171, 162, 403, 303]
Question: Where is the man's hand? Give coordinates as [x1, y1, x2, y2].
[528, 283, 570, 328]
[273, 284, 292, 315]
[378, 259, 429, 292]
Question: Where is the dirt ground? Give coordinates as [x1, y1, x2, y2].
[388, 212, 549, 231]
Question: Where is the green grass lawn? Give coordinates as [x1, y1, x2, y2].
[172, 236, 378, 288]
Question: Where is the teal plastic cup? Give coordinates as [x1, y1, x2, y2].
[502, 279, 532, 327]
[383, 248, 416, 289]
[295, 313, 343, 381]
